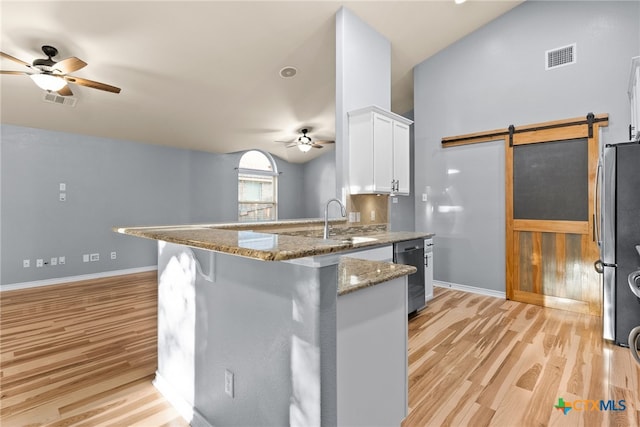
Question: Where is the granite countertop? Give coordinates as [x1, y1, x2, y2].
[338, 257, 417, 296]
[115, 218, 433, 261]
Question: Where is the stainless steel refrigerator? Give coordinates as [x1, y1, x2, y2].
[596, 141, 640, 346]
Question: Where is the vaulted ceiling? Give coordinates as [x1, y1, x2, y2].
[0, 1, 521, 163]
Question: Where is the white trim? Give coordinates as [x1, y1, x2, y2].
[0, 266, 157, 292]
[153, 372, 214, 427]
[434, 280, 506, 299]
[153, 372, 194, 425]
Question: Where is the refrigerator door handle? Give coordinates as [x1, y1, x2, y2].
[594, 159, 602, 244]
[594, 259, 617, 274]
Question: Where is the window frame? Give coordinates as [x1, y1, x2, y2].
[237, 150, 278, 222]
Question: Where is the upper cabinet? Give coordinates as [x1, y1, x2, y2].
[630, 56, 640, 141]
[348, 106, 413, 195]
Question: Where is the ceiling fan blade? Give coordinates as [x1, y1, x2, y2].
[64, 75, 121, 94]
[54, 57, 87, 74]
[314, 140, 335, 145]
[0, 70, 30, 75]
[286, 143, 298, 148]
[57, 85, 73, 96]
[1, 51, 31, 68]
[312, 144, 324, 149]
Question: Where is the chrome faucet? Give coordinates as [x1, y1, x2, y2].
[323, 198, 346, 239]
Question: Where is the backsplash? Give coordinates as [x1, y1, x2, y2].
[346, 194, 389, 225]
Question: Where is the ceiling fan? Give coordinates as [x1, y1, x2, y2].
[278, 128, 335, 153]
[0, 45, 121, 96]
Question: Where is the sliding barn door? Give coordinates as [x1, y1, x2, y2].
[506, 116, 606, 315]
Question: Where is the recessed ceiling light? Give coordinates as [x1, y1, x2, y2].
[279, 66, 297, 78]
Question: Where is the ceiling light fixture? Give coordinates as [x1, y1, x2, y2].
[298, 143, 312, 153]
[279, 66, 297, 78]
[455, 0, 467, 4]
[30, 74, 66, 92]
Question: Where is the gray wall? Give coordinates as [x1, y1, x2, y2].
[189, 150, 305, 223]
[335, 7, 391, 201]
[0, 125, 308, 286]
[413, 1, 640, 292]
[302, 149, 337, 218]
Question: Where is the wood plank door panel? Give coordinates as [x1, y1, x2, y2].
[506, 116, 606, 316]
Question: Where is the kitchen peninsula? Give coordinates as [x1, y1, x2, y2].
[115, 219, 431, 427]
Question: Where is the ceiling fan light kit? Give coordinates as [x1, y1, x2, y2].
[298, 142, 312, 152]
[30, 73, 66, 91]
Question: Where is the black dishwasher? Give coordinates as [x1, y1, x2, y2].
[393, 239, 425, 314]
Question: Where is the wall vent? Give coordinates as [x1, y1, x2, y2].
[42, 92, 77, 107]
[545, 43, 576, 70]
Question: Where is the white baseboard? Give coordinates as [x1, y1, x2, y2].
[0, 266, 157, 292]
[153, 372, 213, 427]
[434, 280, 506, 299]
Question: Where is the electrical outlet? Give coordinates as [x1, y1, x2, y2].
[59, 256, 66, 265]
[23, 259, 30, 268]
[348, 212, 356, 223]
[225, 369, 234, 398]
[370, 210, 376, 221]
[356, 212, 361, 222]
[110, 251, 117, 260]
[392, 197, 398, 204]
[90, 253, 99, 262]
[83, 254, 89, 263]
[36, 259, 44, 268]
[59, 192, 67, 202]
[50, 257, 57, 266]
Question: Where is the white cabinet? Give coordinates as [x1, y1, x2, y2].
[348, 106, 413, 195]
[629, 56, 640, 141]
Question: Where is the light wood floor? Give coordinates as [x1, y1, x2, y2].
[0, 272, 187, 427]
[1, 273, 639, 426]
[405, 287, 640, 426]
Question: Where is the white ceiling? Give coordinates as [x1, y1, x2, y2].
[0, 1, 521, 163]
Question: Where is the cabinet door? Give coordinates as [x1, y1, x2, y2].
[373, 113, 394, 193]
[393, 121, 411, 195]
[348, 112, 375, 194]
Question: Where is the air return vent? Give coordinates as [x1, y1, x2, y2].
[42, 92, 77, 107]
[545, 43, 576, 70]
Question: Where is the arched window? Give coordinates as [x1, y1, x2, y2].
[238, 150, 278, 222]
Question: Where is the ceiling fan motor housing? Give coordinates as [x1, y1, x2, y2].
[33, 46, 60, 70]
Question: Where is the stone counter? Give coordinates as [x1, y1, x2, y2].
[338, 257, 416, 296]
[115, 218, 433, 261]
